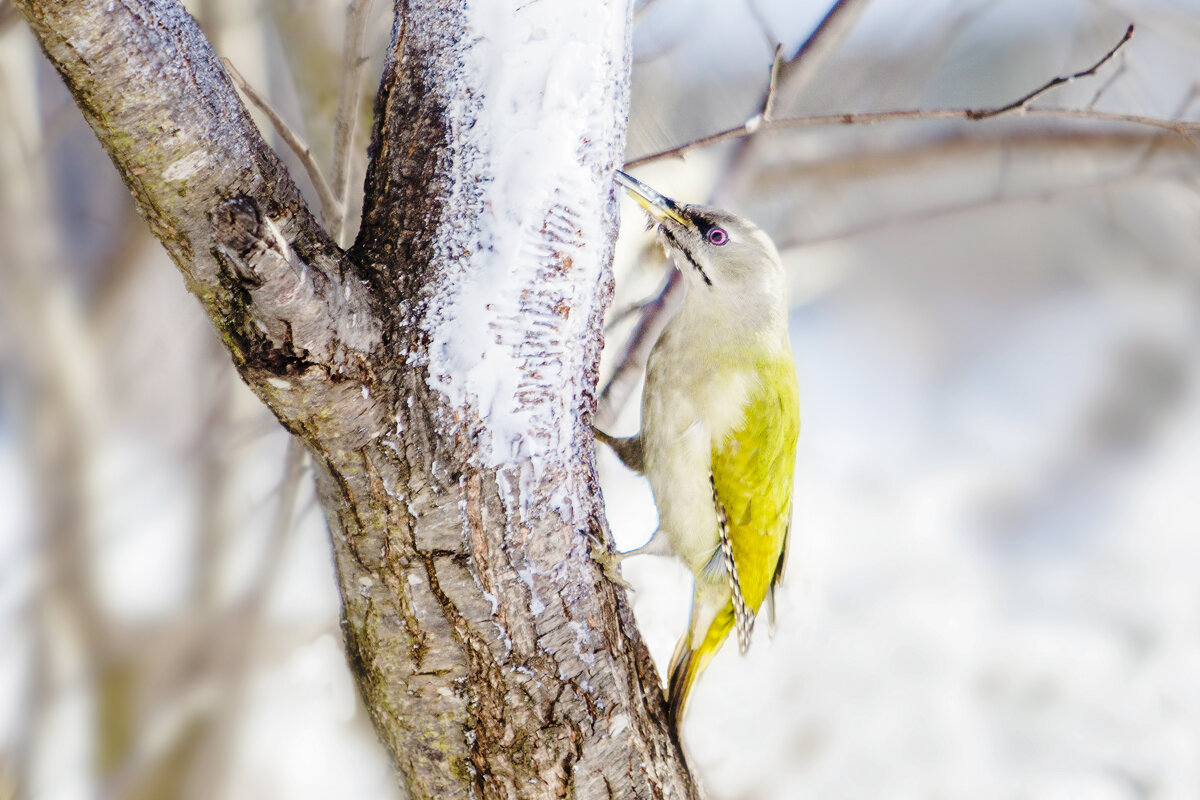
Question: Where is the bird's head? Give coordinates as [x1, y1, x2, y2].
[614, 170, 783, 301]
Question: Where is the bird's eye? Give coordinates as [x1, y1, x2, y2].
[707, 227, 728, 246]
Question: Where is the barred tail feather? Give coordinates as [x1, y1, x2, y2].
[667, 603, 735, 726]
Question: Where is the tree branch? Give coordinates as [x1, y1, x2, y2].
[966, 24, 1133, 120]
[15, 0, 381, 447]
[773, 0, 873, 114]
[345, 2, 694, 795]
[222, 57, 343, 230]
[329, 0, 374, 245]
[18, 0, 692, 797]
[625, 25, 1180, 168]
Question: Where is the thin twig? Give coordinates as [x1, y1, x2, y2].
[1085, 60, 1127, 111]
[605, 266, 672, 332]
[605, 298, 654, 333]
[968, 25, 1134, 119]
[774, 0, 873, 111]
[629, 106, 1200, 168]
[138, 439, 310, 800]
[744, 0, 780, 54]
[754, 128, 1192, 190]
[1128, 81, 1200, 173]
[714, 0, 870, 202]
[222, 57, 342, 228]
[330, 0, 375, 245]
[261, 439, 309, 599]
[1004, 107, 1196, 132]
[761, 44, 785, 123]
[626, 25, 1168, 168]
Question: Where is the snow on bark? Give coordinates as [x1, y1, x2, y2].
[419, 1, 628, 498]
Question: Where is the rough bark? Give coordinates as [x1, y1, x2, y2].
[17, 0, 698, 798]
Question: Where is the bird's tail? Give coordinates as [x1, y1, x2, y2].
[667, 600, 735, 726]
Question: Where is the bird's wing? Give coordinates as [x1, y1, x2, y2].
[708, 472, 752, 652]
[709, 353, 800, 649]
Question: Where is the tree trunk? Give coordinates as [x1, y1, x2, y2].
[16, 0, 698, 797]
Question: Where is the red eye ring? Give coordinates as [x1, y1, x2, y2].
[707, 227, 728, 246]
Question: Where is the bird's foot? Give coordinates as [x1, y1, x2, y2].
[587, 532, 633, 589]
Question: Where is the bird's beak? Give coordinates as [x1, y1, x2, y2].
[614, 170, 689, 225]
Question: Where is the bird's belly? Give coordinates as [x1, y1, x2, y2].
[640, 365, 756, 572]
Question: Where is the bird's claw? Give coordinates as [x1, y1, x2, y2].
[587, 531, 633, 589]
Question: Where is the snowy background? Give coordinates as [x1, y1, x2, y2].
[4, 0, 1200, 798]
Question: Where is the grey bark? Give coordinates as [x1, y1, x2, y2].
[16, 0, 698, 798]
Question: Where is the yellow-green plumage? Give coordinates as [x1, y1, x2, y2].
[714, 355, 799, 613]
[667, 355, 799, 722]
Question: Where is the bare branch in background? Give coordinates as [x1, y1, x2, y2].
[605, 267, 673, 333]
[968, 25, 1134, 119]
[596, 261, 678, 430]
[223, 57, 343, 231]
[773, 0, 873, 113]
[186, 438, 310, 800]
[250, 439, 308, 610]
[192, 345, 236, 610]
[0, 0, 18, 31]
[760, 44, 785, 123]
[1125, 80, 1200, 174]
[1085, 55, 1128, 110]
[630, 104, 1199, 168]
[744, 0, 778, 52]
[329, 0, 374, 245]
[628, 24, 1155, 167]
[717, 0, 873, 200]
[759, 127, 1195, 191]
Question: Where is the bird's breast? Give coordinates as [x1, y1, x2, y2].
[643, 336, 760, 448]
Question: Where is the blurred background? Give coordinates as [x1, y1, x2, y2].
[3, 0, 1200, 798]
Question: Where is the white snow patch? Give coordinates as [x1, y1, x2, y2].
[569, 620, 597, 665]
[421, 3, 628, 497]
[516, 566, 546, 615]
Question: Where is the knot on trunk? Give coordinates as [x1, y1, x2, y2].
[211, 195, 263, 262]
[211, 196, 298, 288]
[206, 196, 385, 445]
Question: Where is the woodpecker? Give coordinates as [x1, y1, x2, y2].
[597, 170, 799, 724]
